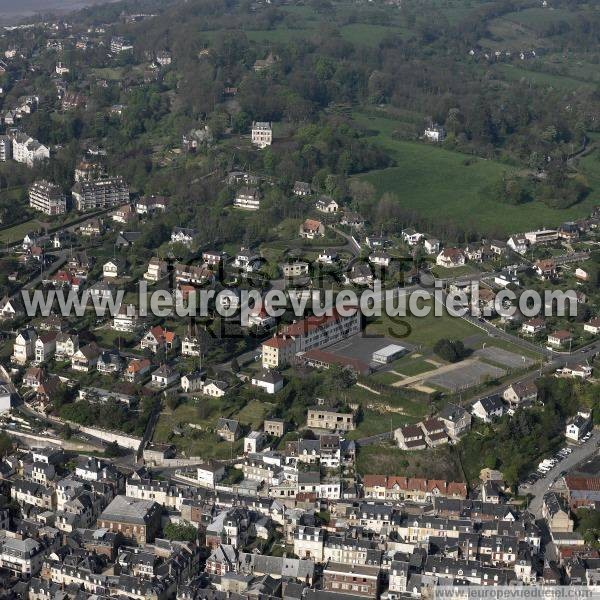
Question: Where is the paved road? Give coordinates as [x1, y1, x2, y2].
[523, 430, 600, 517]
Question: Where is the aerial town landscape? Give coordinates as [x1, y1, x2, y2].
[0, 0, 598, 597]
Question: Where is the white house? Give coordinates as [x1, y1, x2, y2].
[471, 395, 504, 423]
[507, 236, 528, 255]
[317, 249, 338, 264]
[151, 364, 178, 388]
[244, 431, 267, 454]
[369, 251, 391, 268]
[521, 318, 546, 336]
[424, 125, 446, 142]
[251, 371, 283, 395]
[0, 296, 21, 320]
[203, 379, 229, 397]
[181, 370, 205, 393]
[401, 228, 424, 246]
[565, 411, 592, 442]
[584, 318, 600, 335]
[197, 462, 225, 487]
[315, 197, 338, 213]
[251, 122, 272, 148]
[171, 227, 197, 247]
[103, 258, 123, 279]
[144, 257, 168, 282]
[12, 327, 37, 365]
[423, 238, 440, 255]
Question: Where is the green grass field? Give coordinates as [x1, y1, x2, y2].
[494, 63, 594, 92]
[353, 111, 597, 235]
[0, 219, 41, 244]
[367, 299, 481, 351]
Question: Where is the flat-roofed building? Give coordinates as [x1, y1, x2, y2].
[29, 180, 66, 215]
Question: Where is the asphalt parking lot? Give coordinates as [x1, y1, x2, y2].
[425, 361, 506, 392]
[325, 334, 415, 366]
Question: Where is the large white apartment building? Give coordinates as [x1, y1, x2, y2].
[72, 177, 129, 211]
[262, 308, 361, 369]
[29, 180, 67, 215]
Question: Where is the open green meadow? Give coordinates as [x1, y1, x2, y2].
[354, 112, 597, 235]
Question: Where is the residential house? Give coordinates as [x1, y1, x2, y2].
[34, 333, 57, 364]
[402, 228, 424, 246]
[436, 248, 466, 268]
[216, 418, 241, 442]
[438, 403, 471, 440]
[565, 411, 592, 443]
[369, 251, 391, 268]
[144, 257, 168, 282]
[70, 343, 101, 372]
[282, 261, 310, 278]
[471, 395, 504, 423]
[203, 379, 229, 397]
[202, 250, 226, 266]
[424, 237, 441, 255]
[583, 318, 600, 335]
[521, 318, 546, 336]
[534, 259, 557, 280]
[293, 181, 311, 196]
[12, 327, 37, 365]
[251, 122, 272, 148]
[317, 249, 338, 264]
[103, 258, 124, 279]
[315, 197, 338, 214]
[543, 492, 573, 533]
[124, 358, 151, 383]
[234, 187, 261, 211]
[547, 330, 573, 349]
[424, 125, 446, 142]
[263, 418, 287, 438]
[395, 425, 427, 450]
[507, 236, 528, 255]
[96, 350, 123, 375]
[140, 326, 179, 354]
[181, 370, 205, 393]
[503, 381, 538, 408]
[171, 227, 197, 247]
[151, 364, 178, 388]
[251, 370, 284, 395]
[55, 333, 79, 359]
[244, 431, 267, 454]
[0, 296, 21, 320]
[306, 409, 355, 432]
[299, 219, 325, 239]
[181, 333, 202, 357]
[342, 213, 365, 229]
[113, 304, 142, 332]
[115, 231, 141, 248]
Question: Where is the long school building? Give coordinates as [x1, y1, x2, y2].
[262, 307, 361, 369]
